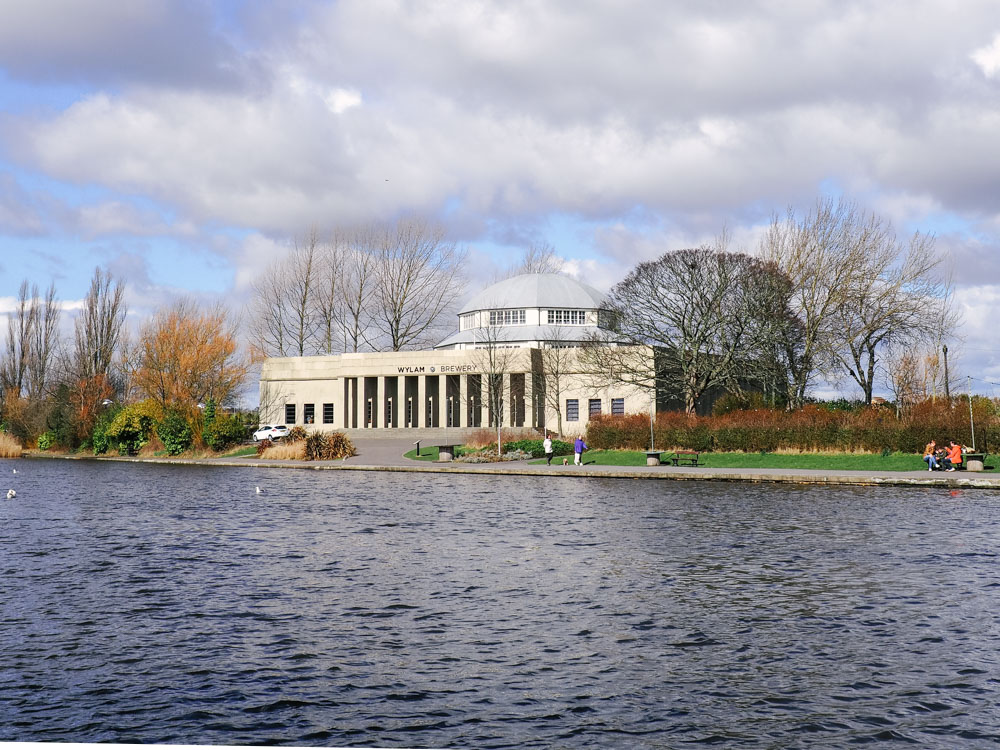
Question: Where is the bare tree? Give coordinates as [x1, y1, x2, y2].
[536, 327, 578, 436]
[759, 197, 957, 407]
[73, 268, 127, 380]
[314, 233, 347, 355]
[25, 283, 60, 401]
[68, 268, 127, 441]
[497, 241, 563, 280]
[2, 280, 38, 398]
[371, 217, 466, 351]
[248, 230, 321, 358]
[832, 230, 951, 404]
[595, 245, 798, 413]
[882, 344, 922, 417]
[759, 198, 872, 407]
[471, 325, 520, 452]
[340, 227, 380, 353]
[1, 280, 61, 402]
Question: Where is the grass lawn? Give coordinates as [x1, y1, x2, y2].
[532, 450, 997, 472]
[221, 445, 258, 458]
[403, 446, 479, 461]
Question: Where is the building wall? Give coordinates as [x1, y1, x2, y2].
[259, 346, 651, 437]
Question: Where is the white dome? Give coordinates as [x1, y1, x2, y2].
[459, 273, 605, 314]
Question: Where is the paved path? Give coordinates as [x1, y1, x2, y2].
[64, 437, 998, 490]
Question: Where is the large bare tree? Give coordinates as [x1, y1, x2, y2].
[70, 268, 128, 440]
[833, 230, 950, 403]
[496, 241, 563, 280]
[2, 280, 60, 402]
[73, 268, 127, 381]
[370, 218, 466, 351]
[592, 246, 799, 413]
[471, 325, 521, 452]
[759, 197, 954, 406]
[536, 327, 578, 436]
[248, 231, 322, 358]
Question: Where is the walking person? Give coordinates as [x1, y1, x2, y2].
[574, 435, 587, 465]
[543, 433, 554, 466]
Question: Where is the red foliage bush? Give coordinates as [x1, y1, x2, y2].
[587, 398, 997, 453]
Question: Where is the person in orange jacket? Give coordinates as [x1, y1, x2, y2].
[944, 440, 963, 472]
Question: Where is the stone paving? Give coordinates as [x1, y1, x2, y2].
[30, 437, 1000, 489]
[214, 437, 1000, 490]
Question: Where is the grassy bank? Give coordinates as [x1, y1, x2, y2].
[528, 450, 996, 472]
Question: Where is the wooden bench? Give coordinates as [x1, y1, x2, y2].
[667, 450, 701, 467]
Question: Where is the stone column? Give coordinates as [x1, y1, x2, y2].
[376, 376, 387, 429]
[458, 375, 468, 429]
[502, 373, 512, 427]
[417, 375, 427, 429]
[438, 377, 449, 430]
[333, 377, 345, 430]
[524, 371, 534, 429]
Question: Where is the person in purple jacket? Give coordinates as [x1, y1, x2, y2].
[574, 435, 587, 465]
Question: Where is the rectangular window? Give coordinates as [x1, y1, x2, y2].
[589, 398, 602, 417]
[323, 403, 334, 424]
[611, 398, 625, 416]
[284, 403, 296, 424]
[566, 399, 579, 421]
[547, 309, 586, 325]
[488, 309, 526, 326]
[304, 403, 315, 424]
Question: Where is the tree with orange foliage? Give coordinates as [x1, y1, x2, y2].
[131, 300, 249, 426]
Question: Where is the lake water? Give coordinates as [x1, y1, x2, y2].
[2, 459, 999, 748]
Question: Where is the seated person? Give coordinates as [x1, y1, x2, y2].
[945, 440, 963, 471]
[923, 440, 939, 471]
[936, 446, 950, 470]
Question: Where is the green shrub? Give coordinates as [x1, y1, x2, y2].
[105, 400, 161, 455]
[91, 405, 121, 455]
[37, 431, 55, 451]
[499, 438, 574, 458]
[203, 398, 217, 427]
[203, 412, 247, 451]
[157, 410, 193, 456]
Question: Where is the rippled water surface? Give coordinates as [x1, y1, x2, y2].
[2, 459, 1000, 747]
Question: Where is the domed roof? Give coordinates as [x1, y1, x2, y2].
[459, 273, 606, 314]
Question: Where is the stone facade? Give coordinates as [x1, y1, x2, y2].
[259, 346, 651, 436]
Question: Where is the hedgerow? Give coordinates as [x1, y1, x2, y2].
[586, 398, 998, 454]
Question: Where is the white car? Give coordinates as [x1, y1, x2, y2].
[253, 425, 290, 442]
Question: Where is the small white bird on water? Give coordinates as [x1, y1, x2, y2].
[6, 489, 15, 499]
[12, 469, 17, 474]
[255, 486, 261, 494]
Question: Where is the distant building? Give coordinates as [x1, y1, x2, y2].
[258, 273, 651, 436]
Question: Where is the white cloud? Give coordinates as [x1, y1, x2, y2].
[972, 32, 1000, 78]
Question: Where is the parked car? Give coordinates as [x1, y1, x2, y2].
[253, 425, 290, 442]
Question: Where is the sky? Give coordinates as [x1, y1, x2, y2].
[2, 0, 1000, 400]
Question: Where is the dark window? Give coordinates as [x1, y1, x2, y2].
[304, 403, 315, 424]
[611, 398, 625, 416]
[323, 403, 334, 424]
[284, 403, 296, 423]
[589, 399, 602, 417]
[566, 399, 579, 421]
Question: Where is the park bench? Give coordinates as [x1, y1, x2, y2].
[667, 450, 701, 467]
